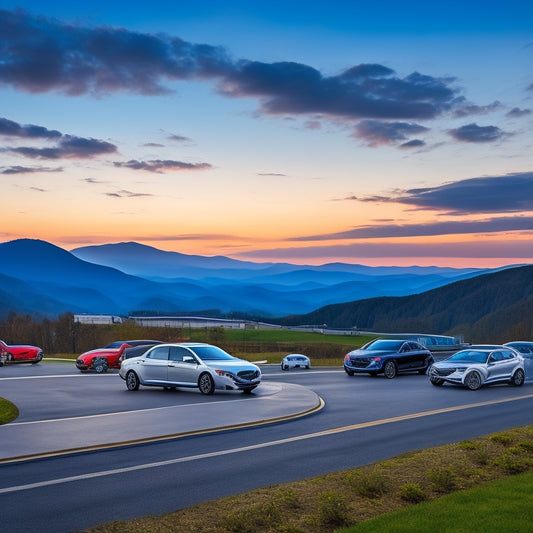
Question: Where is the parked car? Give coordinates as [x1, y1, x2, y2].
[75, 340, 162, 373]
[344, 338, 433, 378]
[119, 342, 261, 394]
[281, 354, 311, 370]
[428, 345, 525, 390]
[504, 341, 533, 359]
[0, 339, 43, 365]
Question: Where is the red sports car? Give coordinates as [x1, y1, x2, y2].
[0, 339, 44, 365]
[75, 340, 162, 373]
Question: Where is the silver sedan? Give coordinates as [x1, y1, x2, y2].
[119, 343, 261, 394]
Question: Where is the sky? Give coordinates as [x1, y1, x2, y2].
[1, 1, 532, 268]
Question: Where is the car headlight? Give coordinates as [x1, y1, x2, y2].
[215, 369, 235, 378]
[455, 367, 468, 373]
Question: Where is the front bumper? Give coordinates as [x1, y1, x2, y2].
[344, 358, 383, 373]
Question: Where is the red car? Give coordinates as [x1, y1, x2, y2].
[75, 340, 162, 373]
[0, 339, 44, 365]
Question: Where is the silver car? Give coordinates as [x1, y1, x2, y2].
[428, 345, 525, 390]
[119, 343, 261, 395]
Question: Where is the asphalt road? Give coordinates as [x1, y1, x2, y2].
[1, 362, 533, 532]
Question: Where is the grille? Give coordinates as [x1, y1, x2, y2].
[433, 367, 456, 376]
[238, 370, 260, 380]
[350, 358, 371, 369]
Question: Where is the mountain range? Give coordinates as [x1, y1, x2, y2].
[0, 239, 495, 319]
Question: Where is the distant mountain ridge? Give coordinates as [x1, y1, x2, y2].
[277, 265, 533, 343]
[0, 238, 510, 320]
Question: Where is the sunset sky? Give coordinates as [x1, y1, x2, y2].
[1, 1, 532, 268]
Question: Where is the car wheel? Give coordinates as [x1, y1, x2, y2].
[510, 368, 525, 387]
[126, 370, 140, 391]
[345, 368, 354, 376]
[464, 370, 482, 390]
[281, 364, 289, 371]
[383, 360, 397, 379]
[198, 373, 215, 395]
[242, 386, 257, 394]
[7, 353, 14, 362]
[93, 358, 108, 373]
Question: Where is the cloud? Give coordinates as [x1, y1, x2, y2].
[448, 123, 505, 143]
[113, 159, 212, 172]
[399, 139, 425, 149]
[235, 239, 533, 261]
[0, 165, 62, 174]
[258, 172, 287, 177]
[357, 172, 533, 215]
[0, 117, 61, 138]
[0, 8, 461, 123]
[105, 190, 153, 198]
[452, 101, 501, 118]
[6, 135, 117, 159]
[168, 134, 193, 143]
[353, 120, 429, 146]
[290, 216, 533, 241]
[506, 107, 531, 118]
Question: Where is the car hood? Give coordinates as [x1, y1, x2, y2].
[347, 349, 394, 358]
[203, 359, 260, 373]
[4, 345, 41, 354]
[78, 347, 121, 359]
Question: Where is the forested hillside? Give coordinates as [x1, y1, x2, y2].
[277, 265, 533, 343]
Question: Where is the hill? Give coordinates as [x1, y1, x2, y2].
[0, 239, 487, 318]
[276, 265, 533, 343]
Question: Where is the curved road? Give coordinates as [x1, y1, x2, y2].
[1, 362, 533, 532]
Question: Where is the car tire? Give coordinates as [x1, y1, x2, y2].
[282, 364, 289, 371]
[126, 370, 140, 391]
[198, 372, 215, 395]
[464, 370, 482, 390]
[383, 360, 397, 379]
[93, 358, 108, 374]
[7, 353, 14, 362]
[510, 368, 525, 387]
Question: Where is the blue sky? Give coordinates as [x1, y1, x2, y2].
[1, 1, 532, 267]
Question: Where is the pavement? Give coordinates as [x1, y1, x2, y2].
[0, 381, 323, 463]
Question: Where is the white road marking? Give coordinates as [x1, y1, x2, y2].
[1, 392, 532, 494]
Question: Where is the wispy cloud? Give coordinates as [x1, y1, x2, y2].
[0, 165, 62, 174]
[0, 117, 61, 138]
[506, 107, 531, 118]
[452, 101, 502, 118]
[290, 216, 533, 241]
[104, 190, 154, 198]
[113, 159, 212, 172]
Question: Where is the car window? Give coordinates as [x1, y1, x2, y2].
[449, 350, 489, 364]
[170, 346, 198, 363]
[190, 345, 233, 360]
[146, 346, 169, 361]
[366, 340, 403, 351]
[501, 350, 515, 360]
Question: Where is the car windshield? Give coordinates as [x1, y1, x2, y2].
[447, 350, 489, 364]
[105, 341, 126, 348]
[189, 345, 234, 360]
[364, 340, 404, 351]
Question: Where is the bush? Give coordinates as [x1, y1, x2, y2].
[427, 467, 458, 493]
[315, 491, 349, 526]
[400, 482, 426, 503]
[346, 469, 388, 499]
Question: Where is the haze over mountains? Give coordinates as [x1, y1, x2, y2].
[0, 239, 493, 320]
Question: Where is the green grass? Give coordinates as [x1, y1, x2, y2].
[0, 397, 19, 424]
[339, 471, 533, 533]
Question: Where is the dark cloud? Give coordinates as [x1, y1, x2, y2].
[0, 165, 62, 174]
[353, 120, 429, 146]
[452, 101, 501, 118]
[399, 139, 425, 149]
[113, 159, 212, 172]
[235, 240, 533, 261]
[6, 135, 117, 159]
[364, 172, 533, 215]
[168, 134, 193, 143]
[290, 216, 533, 241]
[142, 142, 165, 147]
[0, 9, 460, 122]
[506, 107, 531, 118]
[0, 117, 61, 138]
[448, 123, 505, 143]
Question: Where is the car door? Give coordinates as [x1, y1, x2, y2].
[140, 345, 169, 383]
[167, 346, 201, 387]
[486, 350, 514, 382]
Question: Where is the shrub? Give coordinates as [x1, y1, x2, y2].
[428, 467, 458, 493]
[400, 482, 426, 503]
[315, 491, 349, 526]
[490, 433, 514, 447]
[346, 469, 388, 499]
